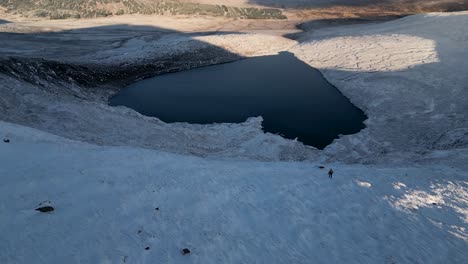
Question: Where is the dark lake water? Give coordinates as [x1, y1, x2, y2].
[109, 52, 366, 149]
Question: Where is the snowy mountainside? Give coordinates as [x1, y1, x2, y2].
[0, 10, 467, 264]
[292, 11, 468, 163]
[1, 12, 467, 163]
[0, 121, 467, 263]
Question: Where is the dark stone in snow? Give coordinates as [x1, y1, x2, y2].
[155, 207, 159, 211]
[145, 247, 150, 250]
[182, 248, 191, 255]
[3, 139, 10, 143]
[35, 206, 54, 213]
[432, 203, 437, 205]
[319, 166, 325, 169]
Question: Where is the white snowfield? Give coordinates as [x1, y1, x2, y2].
[0, 11, 468, 264]
[0, 121, 467, 264]
[292, 11, 468, 163]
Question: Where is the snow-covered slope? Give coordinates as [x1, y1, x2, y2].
[1, 11, 467, 264]
[0, 121, 467, 263]
[292, 11, 468, 163]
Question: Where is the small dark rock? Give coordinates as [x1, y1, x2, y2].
[137, 230, 142, 234]
[155, 207, 159, 211]
[432, 203, 437, 205]
[182, 248, 191, 255]
[145, 246, 150, 250]
[3, 139, 10, 143]
[35, 206, 54, 213]
[318, 166, 325, 169]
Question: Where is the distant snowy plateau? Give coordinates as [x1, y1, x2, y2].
[0, 11, 467, 264]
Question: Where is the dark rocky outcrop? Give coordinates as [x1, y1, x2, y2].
[35, 206, 54, 213]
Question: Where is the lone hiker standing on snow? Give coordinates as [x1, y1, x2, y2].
[328, 168, 334, 179]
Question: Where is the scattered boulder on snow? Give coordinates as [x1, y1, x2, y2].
[3, 139, 10, 143]
[318, 166, 325, 169]
[145, 246, 150, 250]
[155, 207, 159, 211]
[35, 206, 54, 213]
[182, 248, 191, 255]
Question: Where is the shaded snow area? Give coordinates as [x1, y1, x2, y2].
[0, 19, 306, 161]
[0, 73, 313, 161]
[0, 121, 467, 263]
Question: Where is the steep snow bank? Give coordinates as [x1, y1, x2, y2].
[0, 74, 314, 161]
[292, 11, 468, 163]
[0, 121, 467, 263]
